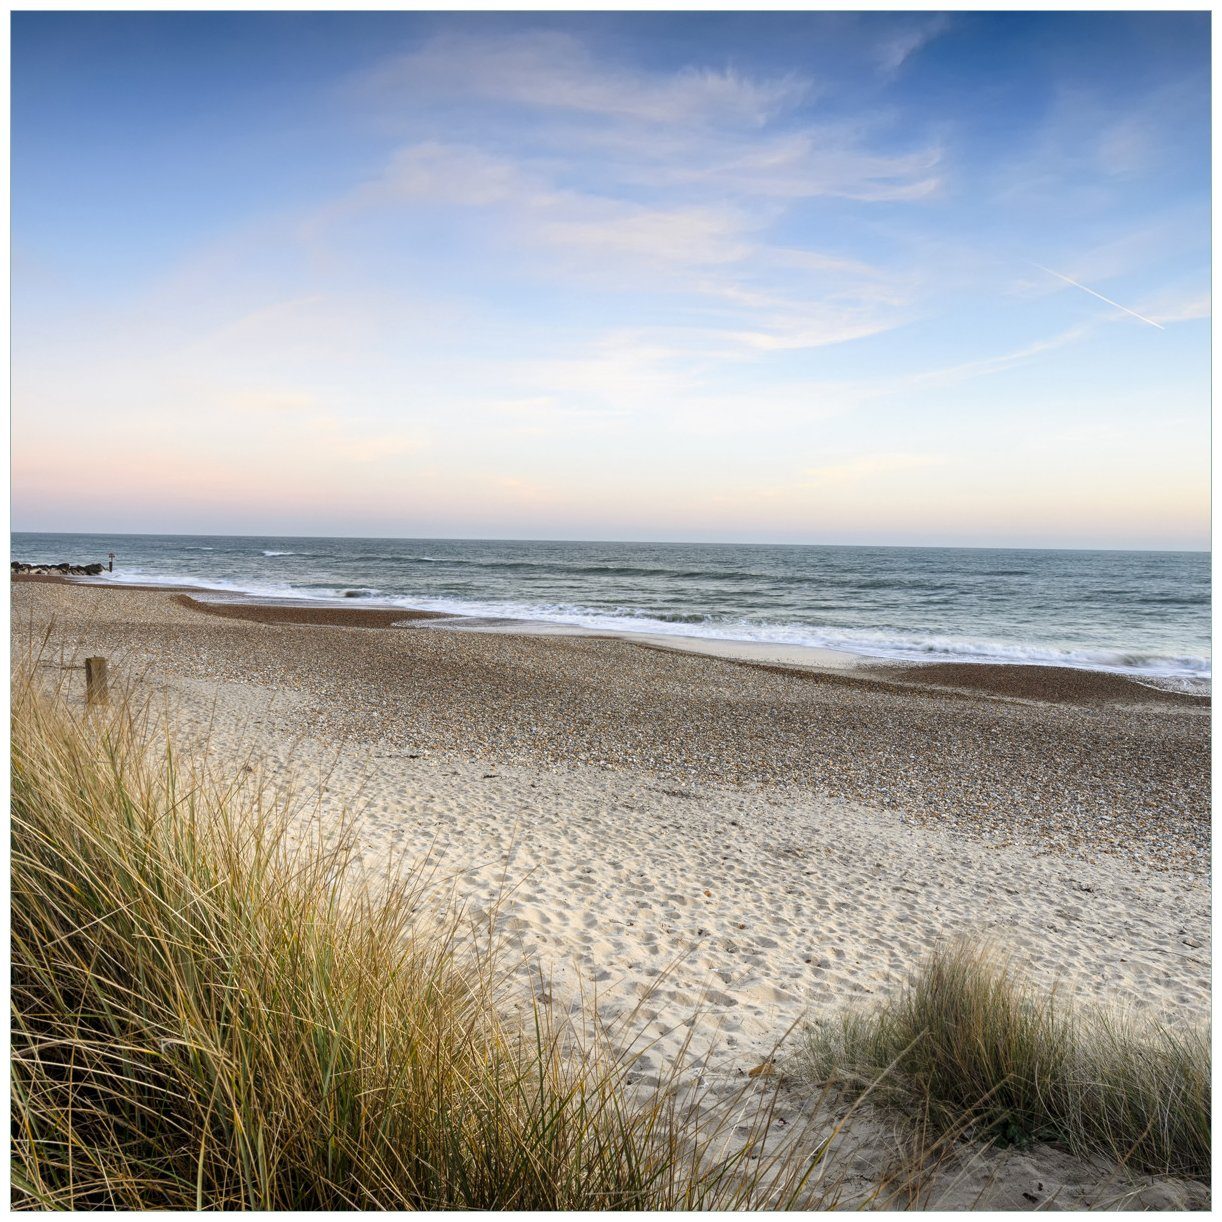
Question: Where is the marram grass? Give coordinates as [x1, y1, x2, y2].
[802, 941, 1210, 1181]
[10, 667, 818, 1210]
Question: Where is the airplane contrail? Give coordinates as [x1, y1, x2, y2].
[1032, 263, 1165, 330]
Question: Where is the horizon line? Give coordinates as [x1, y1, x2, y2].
[9, 528, 1211, 556]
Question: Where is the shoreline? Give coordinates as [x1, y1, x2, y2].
[13, 578, 1210, 872]
[11, 577, 1211, 1203]
[17, 572, 1211, 704]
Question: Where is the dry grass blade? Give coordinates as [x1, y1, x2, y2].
[11, 661, 833, 1210]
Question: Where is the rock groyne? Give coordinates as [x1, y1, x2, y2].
[12, 561, 106, 577]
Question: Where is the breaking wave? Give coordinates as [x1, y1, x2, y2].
[89, 566, 1210, 681]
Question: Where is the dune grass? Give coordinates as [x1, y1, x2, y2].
[10, 663, 822, 1210]
[801, 941, 1210, 1182]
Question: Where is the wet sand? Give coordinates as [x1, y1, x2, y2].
[175, 587, 1206, 704]
[176, 595, 443, 629]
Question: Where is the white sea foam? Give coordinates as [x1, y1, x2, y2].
[88, 566, 1209, 682]
[76, 542, 1213, 690]
[397, 596, 1212, 680]
[96, 569, 328, 603]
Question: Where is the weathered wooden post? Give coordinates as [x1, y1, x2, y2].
[85, 656, 109, 705]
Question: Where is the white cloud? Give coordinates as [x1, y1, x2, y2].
[1036, 215, 1205, 288]
[300, 27, 948, 362]
[364, 30, 808, 127]
[719, 310, 908, 352]
[873, 14, 952, 74]
[304, 137, 922, 351]
[1148, 293, 1211, 325]
[649, 128, 944, 202]
[765, 246, 891, 279]
[313, 141, 757, 269]
[992, 79, 1205, 218]
[900, 325, 1094, 390]
[539, 205, 753, 266]
[379, 142, 538, 207]
[356, 29, 943, 206]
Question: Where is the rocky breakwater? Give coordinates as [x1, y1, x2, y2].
[12, 561, 106, 577]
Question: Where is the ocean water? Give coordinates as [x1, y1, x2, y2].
[11, 532, 1211, 681]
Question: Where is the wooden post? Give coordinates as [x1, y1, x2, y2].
[85, 657, 109, 705]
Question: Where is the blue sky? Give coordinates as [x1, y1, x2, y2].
[11, 11, 1211, 548]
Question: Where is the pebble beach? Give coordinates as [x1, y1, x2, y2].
[12, 577, 1212, 1208]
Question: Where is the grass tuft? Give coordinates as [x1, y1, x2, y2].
[11, 664, 816, 1210]
[801, 941, 1209, 1181]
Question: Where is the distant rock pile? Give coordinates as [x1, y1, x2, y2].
[12, 561, 105, 577]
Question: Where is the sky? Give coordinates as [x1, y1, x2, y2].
[10, 11, 1212, 549]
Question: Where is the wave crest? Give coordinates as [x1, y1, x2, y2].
[85, 561, 1211, 683]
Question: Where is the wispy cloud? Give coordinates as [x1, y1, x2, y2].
[354, 29, 944, 205]
[1146, 292, 1211, 326]
[873, 14, 952, 74]
[363, 30, 809, 127]
[605, 125, 944, 202]
[899, 325, 1095, 390]
[297, 26, 954, 377]
[538, 204, 754, 266]
[991, 77, 1206, 216]
[304, 135, 922, 353]
[717, 310, 910, 352]
[1019, 214, 1203, 288]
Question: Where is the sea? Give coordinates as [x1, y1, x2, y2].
[11, 532, 1211, 684]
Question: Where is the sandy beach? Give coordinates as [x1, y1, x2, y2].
[12, 578, 1212, 1207]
